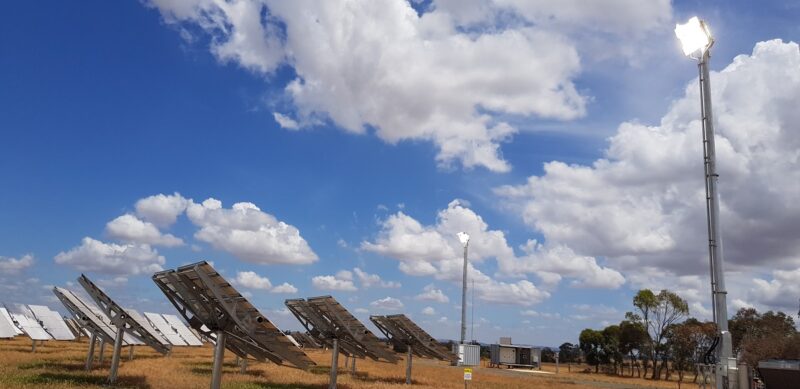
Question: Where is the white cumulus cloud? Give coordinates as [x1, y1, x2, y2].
[187, 198, 318, 265]
[353, 267, 401, 288]
[311, 274, 357, 291]
[135, 192, 190, 227]
[54, 237, 165, 275]
[0, 254, 34, 274]
[271, 282, 298, 294]
[421, 306, 436, 316]
[144, 0, 675, 172]
[415, 285, 450, 303]
[495, 40, 800, 314]
[362, 199, 614, 306]
[105, 214, 184, 247]
[370, 296, 404, 311]
[234, 271, 272, 290]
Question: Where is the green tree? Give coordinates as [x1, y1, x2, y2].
[629, 289, 688, 380]
[602, 325, 623, 375]
[729, 308, 799, 366]
[666, 320, 707, 387]
[629, 289, 657, 378]
[559, 342, 580, 363]
[619, 320, 647, 377]
[541, 347, 556, 362]
[579, 328, 604, 373]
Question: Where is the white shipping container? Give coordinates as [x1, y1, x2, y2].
[456, 344, 480, 366]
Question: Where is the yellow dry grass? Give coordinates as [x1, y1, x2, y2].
[0, 337, 693, 389]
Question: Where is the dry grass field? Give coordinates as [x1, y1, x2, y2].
[0, 336, 697, 389]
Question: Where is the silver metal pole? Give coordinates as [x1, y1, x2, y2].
[98, 338, 105, 364]
[471, 278, 475, 342]
[351, 356, 356, 375]
[698, 49, 732, 389]
[85, 333, 97, 371]
[460, 243, 468, 345]
[240, 357, 248, 374]
[329, 338, 340, 389]
[128, 345, 134, 361]
[108, 324, 125, 384]
[211, 331, 227, 389]
[406, 346, 413, 385]
[31, 339, 36, 353]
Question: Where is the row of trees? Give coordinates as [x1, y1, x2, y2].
[574, 289, 799, 382]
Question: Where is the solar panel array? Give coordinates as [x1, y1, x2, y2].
[0, 308, 18, 338]
[371, 314, 458, 362]
[28, 305, 76, 341]
[9, 312, 52, 341]
[285, 296, 398, 363]
[53, 287, 134, 346]
[0, 308, 23, 336]
[152, 261, 313, 369]
[125, 309, 169, 347]
[78, 274, 170, 355]
[64, 317, 83, 338]
[144, 312, 187, 346]
[163, 314, 203, 346]
[290, 331, 322, 348]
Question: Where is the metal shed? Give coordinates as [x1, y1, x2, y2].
[489, 338, 541, 369]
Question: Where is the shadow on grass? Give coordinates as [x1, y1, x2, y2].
[16, 372, 150, 388]
[351, 373, 416, 385]
[224, 382, 343, 389]
[307, 365, 330, 375]
[4, 346, 61, 354]
[191, 366, 242, 376]
[18, 360, 87, 372]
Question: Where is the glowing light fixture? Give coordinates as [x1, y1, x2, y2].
[457, 232, 470, 247]
[675, 16, 713, 57]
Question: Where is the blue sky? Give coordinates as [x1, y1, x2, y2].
[1, 0, 799, 346]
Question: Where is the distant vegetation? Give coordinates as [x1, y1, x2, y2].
[574, 289, 800, 382]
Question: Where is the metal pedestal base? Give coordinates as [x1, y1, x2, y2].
[329, 338, 339, 389]
[211, 331, 227, 389]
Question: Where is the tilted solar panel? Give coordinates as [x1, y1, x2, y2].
[63, 317, 83, 338]
[0, 308, 18, 338]
[307, 296, 398, 362]
[0, 308, 23, 336]
[78, 274, 170, 355]
[10, 312, 52, 341]
[53, 287, 119, 344]
[143, 312, 187, 346]
[28, 305, 76, 341]
[285, 298, 363, 357]
[125, 309, 169, 346]
[152, 261, 314, 369]
[371, 314, 457, 362]
[162, 314, 203, 346]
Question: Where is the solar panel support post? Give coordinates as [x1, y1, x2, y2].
[350, 356, 356, 375]
[85, 332, 97, 371]
[211, 330, 227, 389]
[31, 339, 36, 353]
[108, 324, 125, 384]
[329, 338, 339, 389]
[128, 345, 134, 361]
[99, 338, 106, 364]
[406, 345, 412, 385]
[240, 356, 248, 374]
